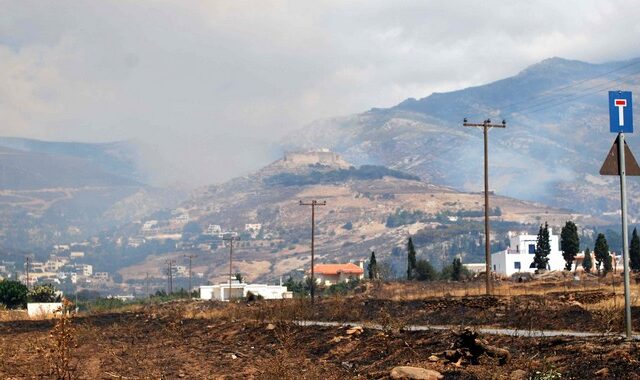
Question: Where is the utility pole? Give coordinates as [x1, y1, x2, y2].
[25, 256, 31, 289]
[145, 272, 150, 298]
[463, 118, 506, 295]
[222, 236, 240, 302]
[184, 254, 197, 299]
[299, 200, 327, 305]
[166, 260, 175, 295]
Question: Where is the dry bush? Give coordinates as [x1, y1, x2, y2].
[47, 300, 77, 380]
[584, 298, 625, 333]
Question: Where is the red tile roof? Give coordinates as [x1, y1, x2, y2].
[312, 263, 364, 275]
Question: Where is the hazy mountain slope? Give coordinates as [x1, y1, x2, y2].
[0, 142, 182, 249]
[0, 137, 143, 183]
[282, 57, 640, 218]
[159, 151, 585, 282]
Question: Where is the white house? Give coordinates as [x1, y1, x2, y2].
[200, 280, 292, 301]
[491, 230, 566, 276]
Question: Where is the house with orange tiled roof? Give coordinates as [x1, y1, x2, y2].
[309, 261, 365, 286]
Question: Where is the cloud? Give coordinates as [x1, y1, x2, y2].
[0, 0, 639, 186]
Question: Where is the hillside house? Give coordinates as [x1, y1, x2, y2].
[200, 281, 292, 301]
[491, 230, 565, 276]
[310, 262, 365, 286]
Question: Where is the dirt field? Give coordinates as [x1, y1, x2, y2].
[2, 281, 640, 379]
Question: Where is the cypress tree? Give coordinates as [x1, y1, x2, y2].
[407, 237, 417, 280]
[533, 222, 551, 270]
[561, 221, 580, 271]
[368, 251, 378, 280]
[452, 257, 463, 281]
[631, 228, 640, 272]
[582, 247, 592, 273]
[594, 233, 610, 275]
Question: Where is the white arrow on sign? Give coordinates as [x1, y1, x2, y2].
[615, 98, 627, 126]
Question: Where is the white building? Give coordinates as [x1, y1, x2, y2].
[245, 224, 262, 238]
[491, 229, 565, 276]
[75, 264, 93, 277]
[200, 280, 292, 301]
[205, 224, 223, 237]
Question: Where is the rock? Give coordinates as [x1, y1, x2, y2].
[265, 323, 275, 330]
[428, 355, 439, 362]
[594, 368, 609, 377]
[230, 354, 237, 360]
[569, 300, 583, 308]
[330, 336, 344, 343]
[510, 370, 527, 380]
[390, 366, 443, 380]
[346, 326, 363, 335]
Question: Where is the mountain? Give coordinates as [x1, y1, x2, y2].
[0, 139, 183, 249]
[0, 137, 143, 184]
[120, 151, 587, 282]
[281, 57, 640, 219]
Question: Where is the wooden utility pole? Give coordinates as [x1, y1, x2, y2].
[145, 272, 150, 298]
[463, 118, 506, 295]
[299, 200, 326, 305]
[222, 236, 240, 302]
[184, 254, 197, 299]
[166, 260, 176, 294]
[25, 256, 31, 289]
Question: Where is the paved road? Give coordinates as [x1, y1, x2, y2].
[295, 320, 640, 340]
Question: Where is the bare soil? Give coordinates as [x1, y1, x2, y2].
[0, 284, 640, 380]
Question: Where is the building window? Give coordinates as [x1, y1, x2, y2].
[493, 265, 496, 271]
[528, 244, 535, 254]
[514, 262, 521, 270]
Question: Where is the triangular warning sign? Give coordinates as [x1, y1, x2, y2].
[600, 138, 640, 176]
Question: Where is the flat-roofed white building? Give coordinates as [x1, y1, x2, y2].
[200, 281, 292, 301]
[491, 230, 565, 276]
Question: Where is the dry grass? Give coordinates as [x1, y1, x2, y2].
[0, 309, 28, 321]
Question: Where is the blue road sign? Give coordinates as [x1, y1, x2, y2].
[609, 91, 633, 133]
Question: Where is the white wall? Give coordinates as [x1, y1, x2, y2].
[27, 302, 63, 318]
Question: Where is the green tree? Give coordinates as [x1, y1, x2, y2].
[414, 259, 437, 281]
[0, 280, 28, 309]
[367, 251, 378, 280]
[594, 233, 610, 275]
[582, 247, 593, 273]
[631, 228, 640, 272]
[407, 237, 417, 280]
[451, 257, 464, 281]
[27, 284, 60, 303]
[533, 222, 551, 271]
[560, 221, 580, 271]
[235, 273, 243, 283]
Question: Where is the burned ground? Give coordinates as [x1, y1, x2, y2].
[2, 283, 640, 379]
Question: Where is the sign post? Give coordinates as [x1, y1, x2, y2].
[601, 90, 634, 339]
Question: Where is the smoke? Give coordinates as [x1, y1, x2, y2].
[1, 1, 639, 187]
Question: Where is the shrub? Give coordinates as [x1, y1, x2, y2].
[28, 284, 61, 303]
[0, 280, 28, 309]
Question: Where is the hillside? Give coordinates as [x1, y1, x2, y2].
[120, 151, 589, 283]
[0, 140, 182, 249]
[281, 57, 640, 218]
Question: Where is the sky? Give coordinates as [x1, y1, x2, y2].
[1, 0, 640, 186]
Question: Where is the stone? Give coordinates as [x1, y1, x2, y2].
[390, 366, 443, 380]
[346, 326, 363, 335]
[265, 323, 276, 330]
[428, 355, 439, 362]
[510, 369, 527, 380]
[594, 368, 609, 377]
